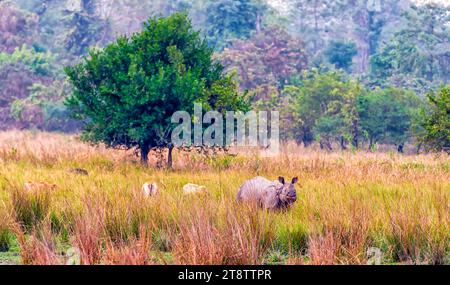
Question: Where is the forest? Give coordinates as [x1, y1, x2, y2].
[0, 0, 449, 152]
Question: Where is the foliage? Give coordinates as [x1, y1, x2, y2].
[284, 0, 403, 73]
[220, 27, 308, 100]
[10, 80, 79, 132]
[324, 41, 357, 72]
[284, 0, 336, 56]
[371, 3, 450, 85]
[357, 87, 423, 149]
[0, 45, 55, 76]
[0, 45, 57, 130]
[282, 70, 362, 149]
[204, 0, 267, 50]
[0, 0, 449, 151]
[0, 1, 38, 53]
[65, 13, 247, 164]
[63, 0, 112, 56]
[278, 70, 424, 150]
[420, 86, 450, 153]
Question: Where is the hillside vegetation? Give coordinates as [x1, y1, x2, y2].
[0, 0, 448, 153]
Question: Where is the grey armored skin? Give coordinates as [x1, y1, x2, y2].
[237, 176, 299, 210]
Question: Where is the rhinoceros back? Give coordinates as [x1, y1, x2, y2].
[237, 176, 274, 203]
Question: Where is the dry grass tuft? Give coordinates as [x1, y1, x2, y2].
[104, 226, 154, 265]
[12, 221, 62, 265]
[171, 202, 273, 265]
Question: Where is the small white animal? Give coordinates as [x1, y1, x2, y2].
[183, 183, 208, 195]
[141, 182, 158, 197]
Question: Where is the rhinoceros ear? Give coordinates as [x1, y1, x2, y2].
[278, 177, 285, 184]
[292, 177, 299, 184]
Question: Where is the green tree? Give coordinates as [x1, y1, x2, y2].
[284, 69, 362, 149]
[324, 40, 357, 72]
[63, 0, 112, 56]
[0, 45, 54, 76]
[421, 86, 450, 153]
[0, 1, 38, 53]
[0, 45, 56, 130]
[205, 0, 267, 50]
[286, 0, 397, 72]
[65, 13, 247, 166]
[220, 27, 308, 100]
[370, 3, 450, 84]
[357, 87, 421, 151]
[287, 0, 339, 56]
[10, 80, 79, 132]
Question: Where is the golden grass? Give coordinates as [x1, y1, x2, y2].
[0, 201, 12, 252]
[0, 130, 448, 265]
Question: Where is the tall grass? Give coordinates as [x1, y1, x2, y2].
[307, 199, 371, 265]
[170, 202, 273, 265]
[0, 202, 12, 252]
[11, 221, 62, 265]
[0, 131, 448, 265]
[10, 186, 51, 232]
[104, 226, 154, 265]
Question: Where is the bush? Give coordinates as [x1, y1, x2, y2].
[421, 86, 450, 153]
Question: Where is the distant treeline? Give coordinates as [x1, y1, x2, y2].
[0, 0, 448, 151]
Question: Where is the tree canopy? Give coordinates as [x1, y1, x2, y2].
[420, 85, 450, 153]
[324, 41, 357, 72]
[65, 13, 248, 165]
[205, 0, 267, 50]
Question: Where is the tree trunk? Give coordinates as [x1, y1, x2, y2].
[320, 139, 332, 151]
[416, 143, 422, 154]
[368, 138, 374, 151]
[352, 120, 359, 148]
[428, 53, 434, 82]
[340, 137, 347, 150]
[326, 140, 333, 151]
[354, 5, 370, 74]
[256, 13, 262, 33]
[167, 144, 174, 169]
[397, 144, 404, 154]
[428, 21, 435, 81]
[352, 136, 359, 149]
[302, 129, 314, 147]
[140, 145, 150, 167]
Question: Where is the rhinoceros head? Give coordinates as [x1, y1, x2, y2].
[276, 176, 299, 205]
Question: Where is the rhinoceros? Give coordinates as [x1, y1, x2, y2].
[237, 176, 299, 210]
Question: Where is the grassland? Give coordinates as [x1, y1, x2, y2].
[0, 131, 448, 265]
